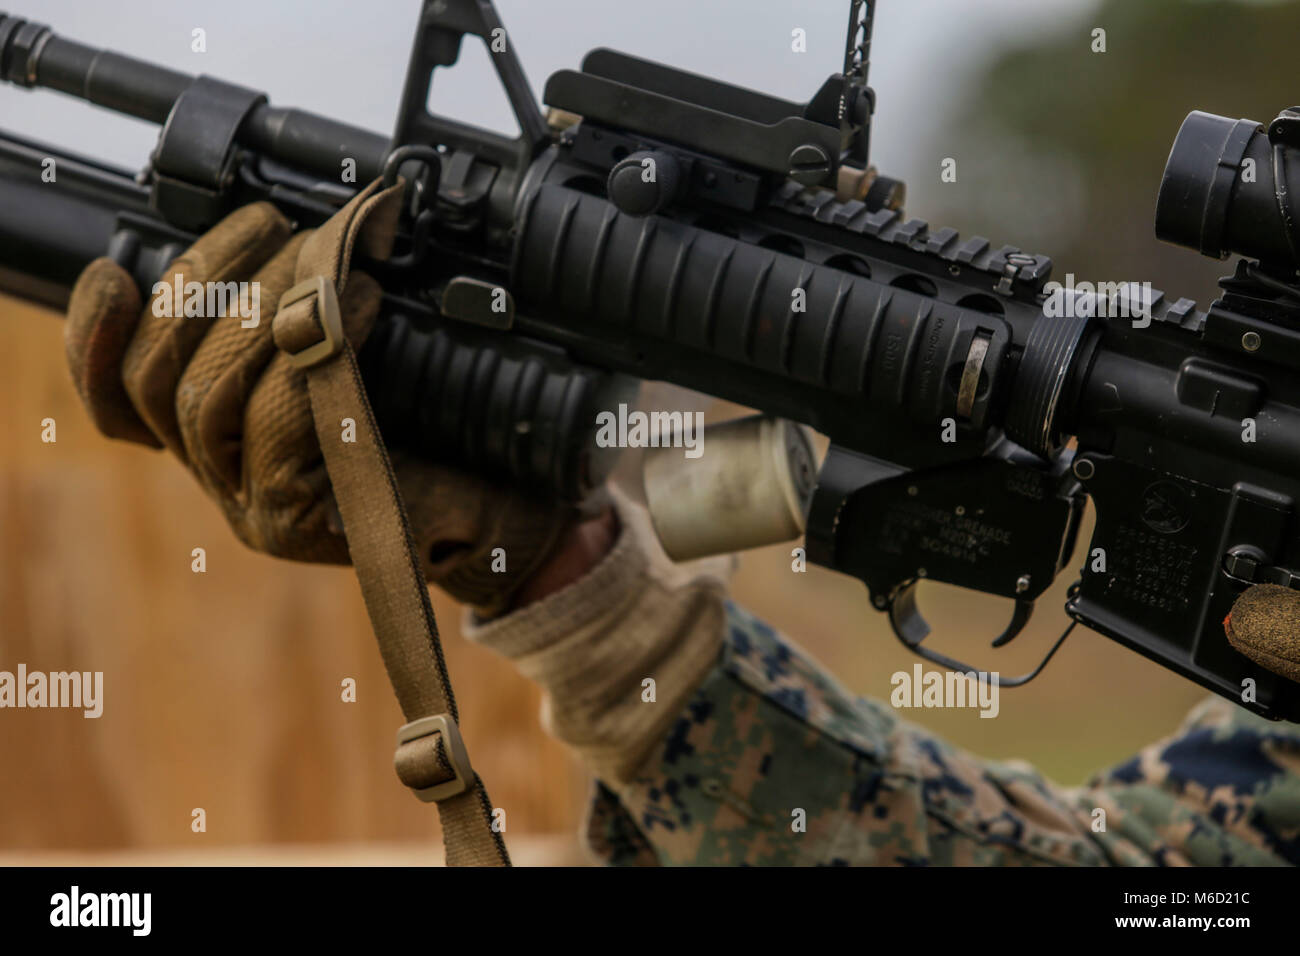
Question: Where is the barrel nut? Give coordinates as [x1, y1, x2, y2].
[0, 17, 53, 87]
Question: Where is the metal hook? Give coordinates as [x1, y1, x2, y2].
[385, 208, 436, 270]
[381, 144, 444, 218]
[380, 146, 442, 269]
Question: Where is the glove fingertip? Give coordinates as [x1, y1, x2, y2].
[167, 202, 294, 284]
[1226, 584, 1300, 683]
[65, 258, 163, 448]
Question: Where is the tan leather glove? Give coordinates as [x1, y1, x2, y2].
[64, 198, 572, 615]
[1225, 584, 1300, 683]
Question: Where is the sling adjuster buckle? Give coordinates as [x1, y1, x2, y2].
[395, 714, 474, 803]
[276, 276, 343, 369]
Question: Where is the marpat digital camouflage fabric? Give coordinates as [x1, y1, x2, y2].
[584, 602, 1300, 866]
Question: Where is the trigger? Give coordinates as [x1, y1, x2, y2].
[887, 581, 1034, 650]
[880, 581, 1074, 688]
[991, 601, 1035, 647]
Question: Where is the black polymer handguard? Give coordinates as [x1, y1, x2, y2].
[2, 0, 1299, 720]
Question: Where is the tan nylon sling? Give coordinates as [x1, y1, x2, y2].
[271, 178, 510, 867]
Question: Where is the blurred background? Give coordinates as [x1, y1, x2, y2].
[1, 0, 1297, 864]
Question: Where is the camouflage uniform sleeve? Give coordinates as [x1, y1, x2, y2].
[583, 602, 1300, 866]
[1071, 698, 1300, 865]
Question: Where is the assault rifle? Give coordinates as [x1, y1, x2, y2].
[3, 0, 1300, 721]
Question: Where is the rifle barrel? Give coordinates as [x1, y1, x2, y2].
[0, 13, 390, 181]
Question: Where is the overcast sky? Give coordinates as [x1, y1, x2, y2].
[1, 0, 1102, 198]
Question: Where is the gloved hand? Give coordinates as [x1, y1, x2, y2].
[1225, 585, 1300, 683]
[64, 196, 573, 616]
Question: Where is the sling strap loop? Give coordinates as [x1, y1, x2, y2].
[272, 178, 510, 867]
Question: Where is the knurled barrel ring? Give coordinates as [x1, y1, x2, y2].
[1004, 308, 1093, 458]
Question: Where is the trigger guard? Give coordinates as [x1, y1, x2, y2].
[888, 581, 931, 649]
[884, 579, 1063, 687]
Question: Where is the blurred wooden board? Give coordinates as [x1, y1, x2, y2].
[0, 836, 592, 867]
[0, 294, 591, 852]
